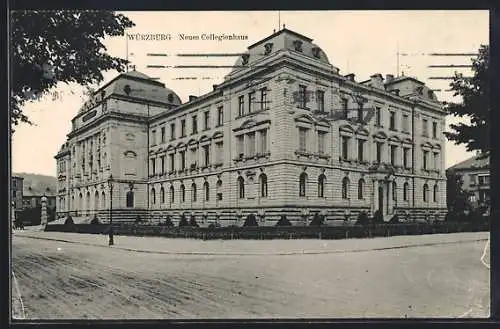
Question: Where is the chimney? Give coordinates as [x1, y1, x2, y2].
[189, 95, 197, 102]
[385, 74, 394, 83]
[345, 73, 355, 82]
[370, 73, 383, 84]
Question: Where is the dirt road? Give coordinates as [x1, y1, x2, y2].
[12, 232, 489, 319]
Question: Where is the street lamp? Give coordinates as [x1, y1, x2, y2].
[108, 174, 114, 246]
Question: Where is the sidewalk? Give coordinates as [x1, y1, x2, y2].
[14, 230, 489, 256]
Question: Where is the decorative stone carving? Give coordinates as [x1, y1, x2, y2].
[264, 42, 273, 55]
[241, 53, 250, 65]
[293, 40, 303, 52]
[311, 47, 321, 58]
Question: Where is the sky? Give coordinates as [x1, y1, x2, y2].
[11, 10, 489, 176]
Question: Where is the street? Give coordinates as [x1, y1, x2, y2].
[12, 231, 490, 319]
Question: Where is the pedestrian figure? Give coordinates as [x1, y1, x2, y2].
[108, 225, 114, 246]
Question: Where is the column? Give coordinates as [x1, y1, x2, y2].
[388, 180, 393, 215]
[373, 179, 379, 214]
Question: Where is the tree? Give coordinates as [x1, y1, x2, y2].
[10, 10, 135, 129]
[444, 45, 489, 157]
[446, 170, 472, 214]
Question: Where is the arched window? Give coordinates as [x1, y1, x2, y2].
[342, 177, 349, 199]
[94, 191, 99, 210]
[403, 182, 409, 201]
[217, 179, 222, 201]
[151, 188, 156, 205]
[423, 184, 429, 202]
[160, 186, 165, 203]
[358, 178, 365, 199]
[126, 190, 134, 208]
[79, 193, 83, 211]
[433, 184, 438, 202]
[86, 192, 90, 210]
[101, 192, 106, 209]
[260, 174, 268, 198]
[392, 181, 397, 201]
[180, 184, 186, 203]
[192, 183, 197, 202]
[204, 182, 209, 201]
[318, 174, 326, 198]
[170, 185, 174, 203]
[238, 176, 245, 199]
[299, 173, 307, 197]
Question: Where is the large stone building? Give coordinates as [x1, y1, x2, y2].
[55, 28, 447, 225]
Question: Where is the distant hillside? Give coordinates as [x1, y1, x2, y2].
[13, 173, 57, 197]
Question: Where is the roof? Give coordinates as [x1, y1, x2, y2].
[14, 173, 58, 197]
[228, 28, 330, 76]
[78, 70, 182, 113]
[447, 153, 490, 172]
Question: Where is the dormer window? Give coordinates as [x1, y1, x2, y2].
[241, 53, 250, 65]
[312, 47, 321, 58]
[427, 90, 434, 99]
[293, 40, 303, 52]
[264, 43, 273, 55]
[416, 86, 424, 95]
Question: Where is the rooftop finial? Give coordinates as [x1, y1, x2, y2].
[273, 29, 276, 33]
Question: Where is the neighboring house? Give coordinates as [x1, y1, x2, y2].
[11, 176, 24, 211]
[55, 28, 447, 225]
[446, 153, 490, 209]
[14, 173, 58, 211]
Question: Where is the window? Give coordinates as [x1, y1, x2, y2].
[423, 150, 429, 170]
[151, 158, 156, 175]
[318, 131, 326, 154]
[204, 111, 210, 130]
[238, 95, 245, 116]
[180, 119, 186, 137]
[317, 90, 325, 112]
[403, 182, 409, 201]
[169, 153, 175, 171]
[204, 182, 209, 201]
[216, 179, 223, 201]
[318, 174, 326, 198]
[422, 119, 428, 137]
[247, 132, 255, 156]
[180, 184, 186, 202]
[389, 111, 396, 130]
[203, 145, 210, 166]
[299, 127, 307, 152]
[151, 188, 156, 204]
[260, 174, 268, 198]
[237, 135, 244, 157]
[403, 148, 410, 168]
[217, 106, 224, 126]
[160, 187, 165, 203]
[433, 184, 438, 202]
[376, 107, 381, 126]
[151, 130, 156, 145]
[376, 142, 382, 163]
[161, 127, 165, 143]
[342, 177, 349, 199]
[358, 139, 365, 162]
[358, 178, 365, 199]
[299, 85, 307, 108]
[170, 123, 176, 140]
[190, 148, 197, 167]
[126, 191, 134, 207]
[432, 122, 437, 139]
[192, 115, 198, 134]
[215, 141, 223, 164]
[392, 181, 397, 201]
[357, 104, 363, 123]
[433, 152, 439, 171]
[478, 176, 485, 185]
[299, 173, 307, 197]
[341, 136, 349, 160]
[160, 156, 165, 174]
[260, 87, 268, 110]
[248, 91, 255, 113]
[170, 186, 174, 203]
[342, 98, 348, 119]
[192, 183, 197, 202]
[402, 114, 409, 133]
[423, 184, 429, 202]
[238, 176, 245, 199]
[180, 150, 186, 170]
[260, 129, 268, 154]
[390, 145, 397, 165]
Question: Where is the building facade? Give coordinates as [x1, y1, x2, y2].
[55, 28, 447, 225]
[12, 176, 24, 211]
[446, 154, 490, 209]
